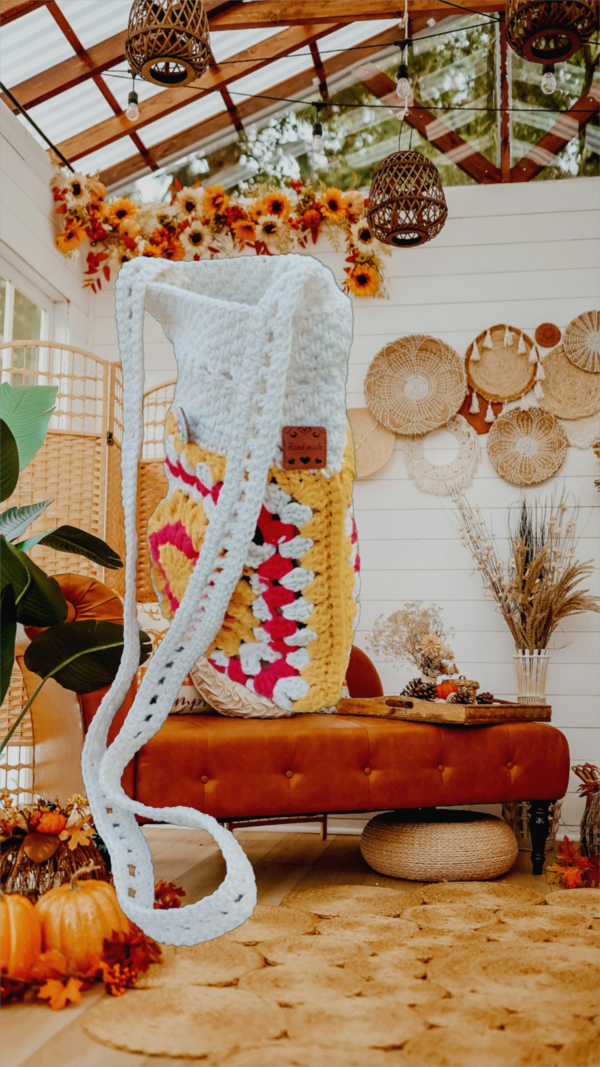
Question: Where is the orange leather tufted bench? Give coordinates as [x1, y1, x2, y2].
[132, 713, 569, 874]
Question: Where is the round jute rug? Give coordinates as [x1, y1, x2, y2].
[281, 884, 422, 917]
[421, 881, 545, 907]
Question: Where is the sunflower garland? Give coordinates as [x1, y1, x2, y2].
[50, 171, 390, 297]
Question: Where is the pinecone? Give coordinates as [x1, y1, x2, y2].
[446, 691, 471, 704]
[401, 678, 437, 701]
[476, 692, 495, 704]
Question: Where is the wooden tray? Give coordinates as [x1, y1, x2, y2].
[336, 696, 551, 725]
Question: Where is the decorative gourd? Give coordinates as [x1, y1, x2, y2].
[34, 811, 67, 835]
[35, 864, 130, 973]
[0, 890, 42, 979]
[436, 681, 458, 700]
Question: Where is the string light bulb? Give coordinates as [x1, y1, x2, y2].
[312, 101, 325, 153]
[540, 64, 557, 95]
[396, 44, 411, 105]
[126, 74, 139, 121]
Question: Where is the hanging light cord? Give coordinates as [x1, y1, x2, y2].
[0, 79, 74, 171]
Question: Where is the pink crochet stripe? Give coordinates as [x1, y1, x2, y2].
[166, 455, 222, 503]
[148, 520, 199, 614]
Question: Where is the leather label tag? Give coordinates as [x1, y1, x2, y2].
[282, 426, 327, 470]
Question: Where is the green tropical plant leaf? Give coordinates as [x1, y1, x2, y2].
[23, 525, 123, 569]
[0, 384, 58, 470]
[24, 620, 151, 694]
[0, 536, 67, 626]
[1, 584, 17, 705]
[0, 420, 19, 502]
[0, 500, 51, 541]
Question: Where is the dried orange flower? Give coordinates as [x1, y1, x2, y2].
[56, 219, 87, 252]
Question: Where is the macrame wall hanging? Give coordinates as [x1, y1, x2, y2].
[403, 415, 480, 496]
[558, 414, 600, 450]
[465, 325, 536, 417]
[347, 407, 396, 478]
[538, 343, 600, 420]
[487, 408, 568, 486]
[563, 310, 600, 375]
[364, 335, 467, 436]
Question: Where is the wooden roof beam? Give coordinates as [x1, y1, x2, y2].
[356, 67, 501, 183]
[510, 86, 600, 181]
[208, 0, 506, 28]
[309, 42, 328, 102]
[53, 22, 345, 163]
[98, 19, 436, 187]
[0, 0, 46, 24]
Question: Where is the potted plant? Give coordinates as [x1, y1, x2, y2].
[0, 383, 149, 751]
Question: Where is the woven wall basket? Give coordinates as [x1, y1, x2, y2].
[563, 310, 600, 374]
[539, 343, 600, 420]
[403, 415, 479, 496]
[535, 322, 562, 350]
[466, 325, 535, 403]
[347, 407, 396, 478]
[364, 335, 466, 436]
[360, 810, 518, 882]
[487, 408, 568, 485]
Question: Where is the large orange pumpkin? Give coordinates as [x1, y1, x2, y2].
[0, 891, 42, 979]
[35, 870, 130, 973]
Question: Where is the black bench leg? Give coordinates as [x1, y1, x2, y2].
[528, 800, 552, 875]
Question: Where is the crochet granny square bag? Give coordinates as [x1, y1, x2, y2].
[82, 255, 358, 944]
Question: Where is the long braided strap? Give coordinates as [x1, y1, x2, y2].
[82, 256, 325, 944]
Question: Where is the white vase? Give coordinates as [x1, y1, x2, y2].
[513, 649, 550, 704]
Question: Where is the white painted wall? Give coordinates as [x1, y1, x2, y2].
[6, 106, 598, 837]
[0, 102, 90, 348]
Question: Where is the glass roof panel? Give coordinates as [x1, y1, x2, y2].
[101, 67, 164, 109]
[210, 25, 289, 63]
[229, 52, 315, 100]
[0, 7, 75, 86]
[54, 0, 132, 48]
[140, 92, 224, 144]
[25, 82, 116, 146]
[75, 137, 139, 177]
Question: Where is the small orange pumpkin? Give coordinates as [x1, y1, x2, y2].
[436, 681, 458, 700]
[35, 811, 68, 835]
[0, 890, 42, 979]
[35, 865, 130, 973]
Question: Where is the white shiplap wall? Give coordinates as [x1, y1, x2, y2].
[0, 102, 91, 348]
[86, 177, 599, 836]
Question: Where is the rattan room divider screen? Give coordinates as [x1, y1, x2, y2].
[137, 379, 176, 602]
[0, 340, 126, 797]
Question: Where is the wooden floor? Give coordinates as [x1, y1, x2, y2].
[2, 826, 559, 1067]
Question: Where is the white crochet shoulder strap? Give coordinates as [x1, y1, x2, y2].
[82, 255, 337, 945]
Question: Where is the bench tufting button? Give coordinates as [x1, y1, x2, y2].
[438, 764, 445, 772]
[201, 775, 209, 784]
[364, 767, 371, 775]
[286, 770, 294, 778]
[507, 762, 513, 769]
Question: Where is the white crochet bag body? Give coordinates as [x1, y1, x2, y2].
[82, 254, 358, 943]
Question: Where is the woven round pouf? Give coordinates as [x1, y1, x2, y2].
[360, 809, 518, 882]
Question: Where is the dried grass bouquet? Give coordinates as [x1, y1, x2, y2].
[453, 492, 599, 652]
[367, 602, 458, 680]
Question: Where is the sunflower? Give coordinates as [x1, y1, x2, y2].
[232, 218, 256, 245]
[255, 215, 283, 246]
[64, 172, 89, 206]
[175, 187, 204, 218]
[141, 242, 162, 258]
[55, 218, 87, 252]
[259, 191, 291, 219]
[350, 220, 376, 253]
[343, 189, 365, 221]
[320, 188, 345, 220]
[107, 197, 138, 231]
[180, 222, 212, 256]
[203, 184, 229, 217]
[346, 262, 380, 297]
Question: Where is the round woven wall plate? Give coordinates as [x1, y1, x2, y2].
[563, 310, 600, 374]
[466, 325, 535, 403]
[364, 335, 466, 436]
[487, 408, 568, 486]
[539, 343, 600, 420]
[403, 415, 479, 496]
[347, 407, 396, 478]
[535, 322, 562, 349]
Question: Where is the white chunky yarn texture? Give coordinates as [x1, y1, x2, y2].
[81, 256, 353, 945]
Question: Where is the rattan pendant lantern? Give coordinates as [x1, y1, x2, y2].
[506, 0, 597, 63]
[367, 150, 448, 247]
[125, 0, 211, 86]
